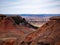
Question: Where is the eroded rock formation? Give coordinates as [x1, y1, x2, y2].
[23, 16, 60, 45]
[0, 14, 60, 45]
[0, 14, 38, 45]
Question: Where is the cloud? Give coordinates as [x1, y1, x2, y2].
[0, 0, 60, 14]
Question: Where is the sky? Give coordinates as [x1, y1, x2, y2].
[0, 0, 60, 14]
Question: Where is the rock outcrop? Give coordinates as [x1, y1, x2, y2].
[23, 16, 60, 45]
[0, 14, 60, 45]
[0, 14, 38, 45]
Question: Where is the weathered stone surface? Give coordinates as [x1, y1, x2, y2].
[24, 16, 60, 45]
[0, 14, 37, 45]
[0, 14, 60, 45]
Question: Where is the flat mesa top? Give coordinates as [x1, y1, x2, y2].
[50, 16, 60, 20]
